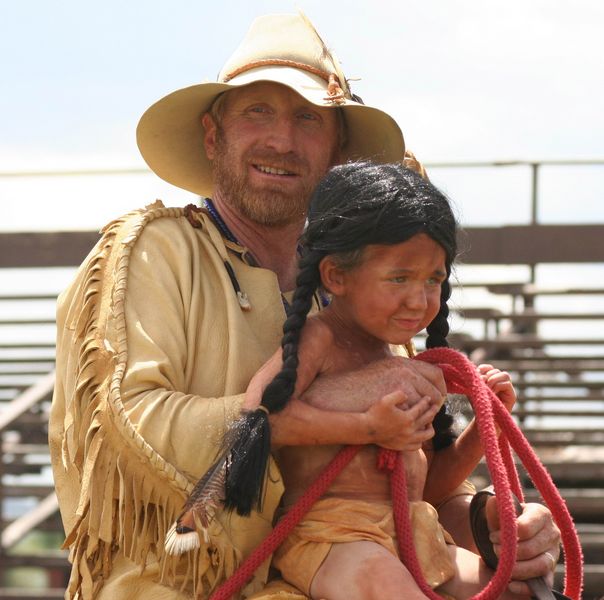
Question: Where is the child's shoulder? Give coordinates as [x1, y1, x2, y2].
[292, 315, 338, 387]
[303, 313, 336, 344]
[296, 314, 337, 367]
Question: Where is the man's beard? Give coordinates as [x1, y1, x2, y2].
[211, 127, 326, 228]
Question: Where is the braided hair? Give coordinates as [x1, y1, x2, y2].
[224, 161, 458, 515]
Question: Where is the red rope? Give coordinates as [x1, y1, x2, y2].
[380, 349, 518, 599]
[209, 445, 362, 600]
[209, 347, 583, 600]
[489, 396, 584, 598]
[416, 348, 583, 599]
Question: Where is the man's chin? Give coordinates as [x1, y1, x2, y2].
[243, 209, 305, 229]
[241, 194, 308, 228]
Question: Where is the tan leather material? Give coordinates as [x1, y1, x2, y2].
[50, 202, 288, 598]
[272, 497, 455, 595]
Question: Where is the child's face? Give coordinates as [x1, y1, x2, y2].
[330, 233, 447, 345]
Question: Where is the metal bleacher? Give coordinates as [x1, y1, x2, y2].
[1, 160, 604, 598]
[448, 281, 604, 596]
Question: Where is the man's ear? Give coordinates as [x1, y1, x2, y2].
[319, 256, 347, 296]
[202, 112, 217, 160]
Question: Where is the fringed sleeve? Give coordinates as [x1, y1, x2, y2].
[49, 202, 284, 599]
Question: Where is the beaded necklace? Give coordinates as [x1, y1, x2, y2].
[203, 198, 241, 246]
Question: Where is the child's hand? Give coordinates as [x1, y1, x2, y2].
[477, 364, 516, 413]
[368, 392, 439, 451]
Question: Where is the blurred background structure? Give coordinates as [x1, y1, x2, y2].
[1, 1, 603, 598]
[2, 160, 603, 599]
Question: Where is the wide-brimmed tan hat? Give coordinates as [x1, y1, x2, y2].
[136, 13, 405, 197]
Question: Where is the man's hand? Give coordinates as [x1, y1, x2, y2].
[487, 498, 561, 594]
[303, 355, 446, 413]
[302, 356, 446, 449]
[269, 355, 445, 449]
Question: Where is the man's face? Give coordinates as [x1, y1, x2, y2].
[203, 82, 341, 227]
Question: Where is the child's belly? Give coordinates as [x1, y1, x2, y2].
[277, 445, 409, 507]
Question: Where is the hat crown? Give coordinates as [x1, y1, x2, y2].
[218, 13, 351, 98]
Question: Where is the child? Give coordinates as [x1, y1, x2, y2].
[241, 162, 519, 599]
[170, 162, 519, 599]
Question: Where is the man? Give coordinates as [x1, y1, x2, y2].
[49, 13, 560, 600]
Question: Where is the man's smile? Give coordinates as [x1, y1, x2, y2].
[253, 163, 298, 176]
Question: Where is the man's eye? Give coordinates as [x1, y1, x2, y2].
[299, 111, 319, 121]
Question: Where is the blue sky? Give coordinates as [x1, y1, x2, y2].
[1, 0, 604, 230]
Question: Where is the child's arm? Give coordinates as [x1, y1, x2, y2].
[422, 364, 516, 506]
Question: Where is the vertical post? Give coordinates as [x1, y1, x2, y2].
[529, 162, 539, 285]
[530, 162, 539, 225]
[0, 433, 5, 587]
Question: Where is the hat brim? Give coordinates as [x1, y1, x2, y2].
[136, 66, 405, 197]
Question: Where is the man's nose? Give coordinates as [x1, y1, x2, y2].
[264, 116, 296, 153]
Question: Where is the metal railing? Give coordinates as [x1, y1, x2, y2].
[2, 158, 603, 227]
[424, 158, 604, 226]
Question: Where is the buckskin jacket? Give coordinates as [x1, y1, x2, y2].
[49, 201, 299, 599]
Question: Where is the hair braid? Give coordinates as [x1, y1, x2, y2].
[261, 250, 323, 413]
[426, 279, 451, 350]
[425, 280, 456, 450]
[223, 249, 323, 515]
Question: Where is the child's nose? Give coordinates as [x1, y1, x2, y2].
[406, 285, 428, 310]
